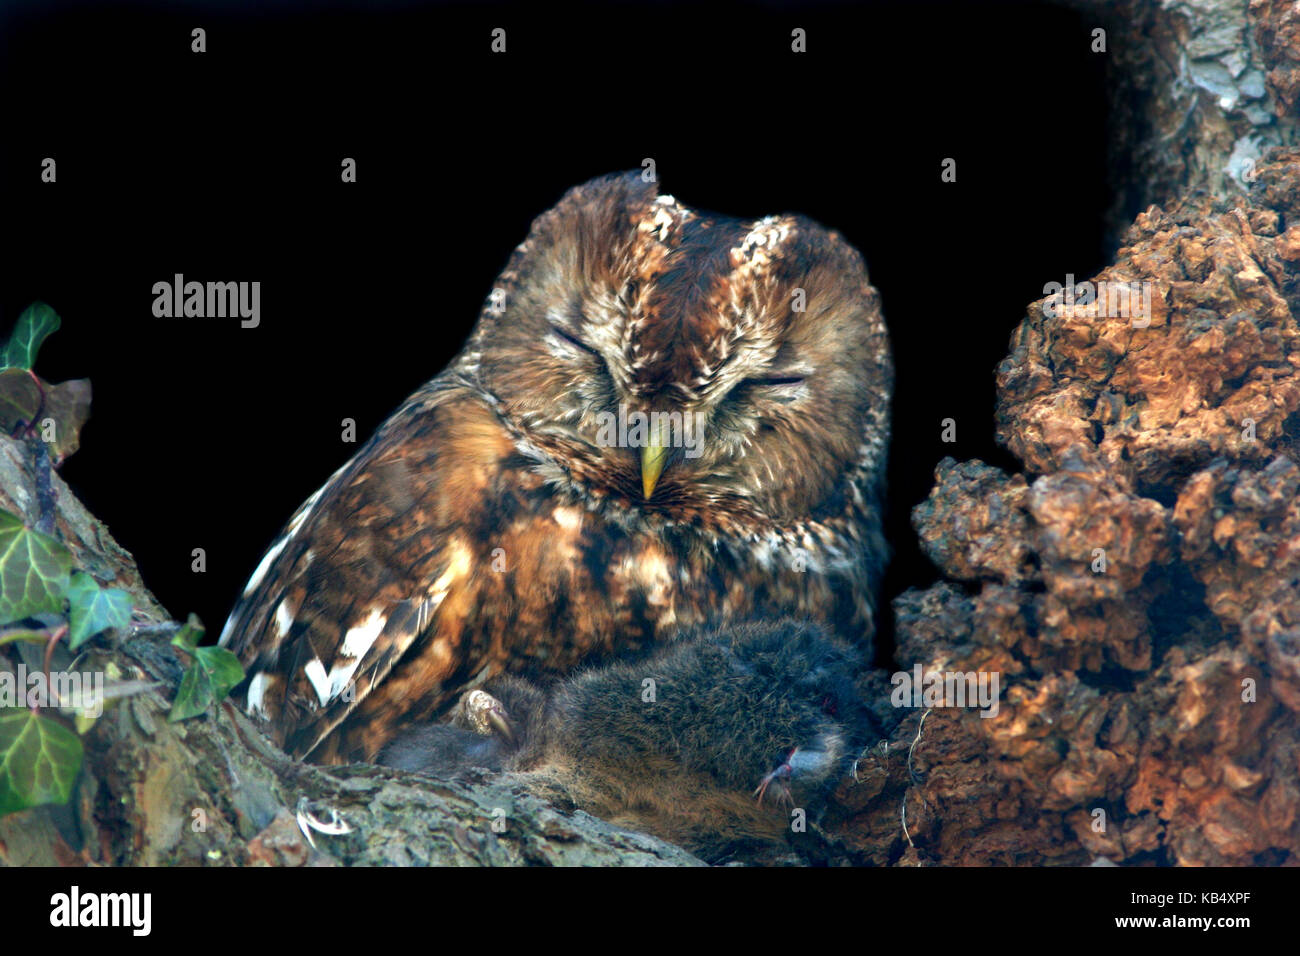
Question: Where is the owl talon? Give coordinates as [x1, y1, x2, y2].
[463, 690, 517, 745]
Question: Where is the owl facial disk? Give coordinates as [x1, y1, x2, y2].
[474, 172, 890, 522]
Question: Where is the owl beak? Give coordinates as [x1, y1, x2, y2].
[641, 441, 670, 499]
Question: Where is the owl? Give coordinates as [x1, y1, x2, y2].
[376, 618, 872, 862]
[219, 171, 892, 764]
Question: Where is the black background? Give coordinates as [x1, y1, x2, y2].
[0, 0, 1111, 659]
[2, 861, 1281, 941]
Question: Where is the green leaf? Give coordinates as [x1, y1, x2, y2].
[66, 571, 132, 649]
[169, 613, 204, 653]
[168, 615, 244, 722]
[3, 303, 61, 371]
[0, 368, 42, 435]
[194, 646, 244, 697]
[42, 378, 91, 464]
[0, 510, 73, 626]
[0, 710, 83, 816]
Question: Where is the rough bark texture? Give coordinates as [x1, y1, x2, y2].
[810, 0, 1300, 868]
[1071, 0, 1299, 244]
[827, 149, 1300, 866]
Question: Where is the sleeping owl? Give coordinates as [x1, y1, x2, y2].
[219, 171, 892, 764]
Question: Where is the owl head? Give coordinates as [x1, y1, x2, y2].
[460, 172, 892, 531]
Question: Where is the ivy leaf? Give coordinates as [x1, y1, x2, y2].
[0, 368, 42, 435]
[0, 710, 83, 816]
[168, 649, 244, 722]
[42, 378, 91, 464]
[169, 614, 204, 653]
[3, 303, 61, 371]
[66, 571, 132, 649]
[0, 368, 92, 462]
[168, 615, 244, 722]
[0, 510, 73, 626]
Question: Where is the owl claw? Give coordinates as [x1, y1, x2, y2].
[462, 690, 517, 745]
[753, 748, 798, 808]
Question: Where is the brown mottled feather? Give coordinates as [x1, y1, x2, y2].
[221, 171, 892, 763]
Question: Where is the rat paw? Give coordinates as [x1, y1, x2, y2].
[753, 749, 799, 808]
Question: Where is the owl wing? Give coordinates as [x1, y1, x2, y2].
[218, 376, 512, 760]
